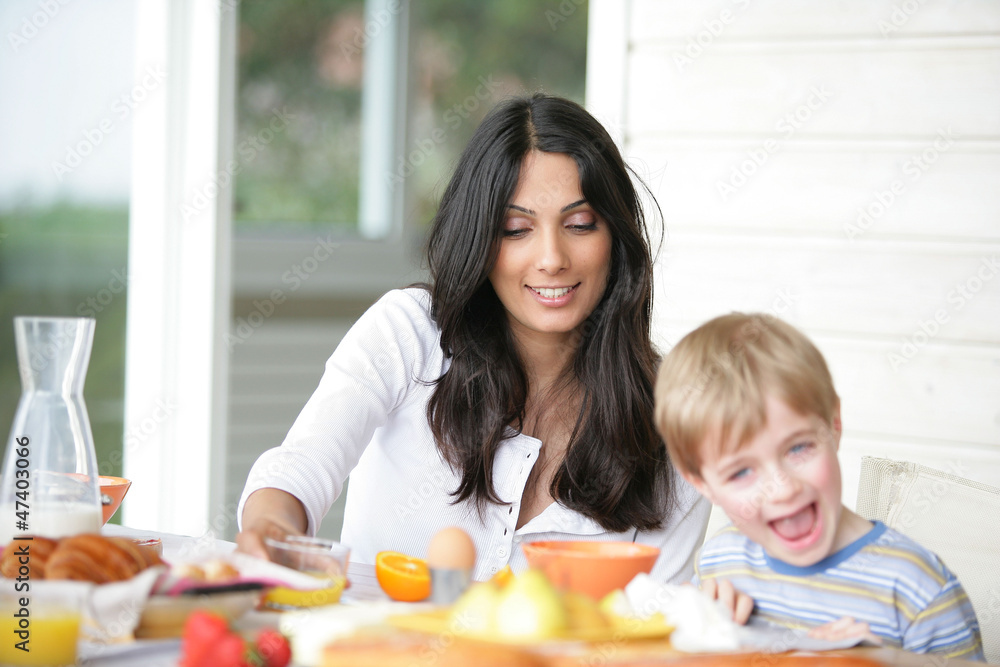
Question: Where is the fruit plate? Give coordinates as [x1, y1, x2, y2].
[386, 607, 673, 645]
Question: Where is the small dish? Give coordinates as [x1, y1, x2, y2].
[99, 476, 132, 524]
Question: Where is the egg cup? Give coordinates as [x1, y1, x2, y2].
[429, 567, 472, 605]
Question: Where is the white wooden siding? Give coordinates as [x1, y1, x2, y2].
[589, 0, 1000, 523]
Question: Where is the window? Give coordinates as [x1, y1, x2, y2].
[232, 0, 588, 238]
[224, 0, 588, 541]
[0, 1, 136, 497]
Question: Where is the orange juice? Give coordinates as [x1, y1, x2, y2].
[0, 612, 80, 666]
[263, 573, 346, 608]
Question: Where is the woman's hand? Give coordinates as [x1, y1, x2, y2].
[699, 577, 754, 625]
[235, 488, 309, 560]
[807, 616, 882, 645]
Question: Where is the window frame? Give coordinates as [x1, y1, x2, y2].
[123, 0, 421, 535]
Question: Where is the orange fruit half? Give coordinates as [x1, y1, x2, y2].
[375, 551, 431, 602]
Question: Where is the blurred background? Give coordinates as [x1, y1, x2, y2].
[0, 1, 997, 542]
[0, 0, 587, 533]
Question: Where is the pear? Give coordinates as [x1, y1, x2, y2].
[450, 581, 500, 636]
[599, 589, 633, 624]
[563, 591, 610, 634]
[494, 570, 568, 640]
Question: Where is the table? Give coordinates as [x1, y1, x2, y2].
[82, 526, 982, 667]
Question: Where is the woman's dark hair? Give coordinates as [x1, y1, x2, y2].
[425, 93, 671, 532]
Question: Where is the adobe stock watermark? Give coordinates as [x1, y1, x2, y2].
[181, 107, 294, 221]
[385, 75, 503, 189]
[76, 266, 130, 317]
[844, 128, 957, 241]
[545, 0, 584, 31]
[887, 255, 999, 371]
[225, 234, 340, 349]
[716, 85, 832, 202]
[673, 0, 753, 72]
[7, 0, 71, 53]
[877, 0, 928, 37]
[51, 66, 167, 181]
[339, 0, 405, 61]
[684, 288, 798, 399]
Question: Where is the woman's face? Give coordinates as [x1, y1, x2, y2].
[488, 151, 612, 347]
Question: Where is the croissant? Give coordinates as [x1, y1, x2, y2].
[0, 536, 58, 579]
[44, 534, 164, 583]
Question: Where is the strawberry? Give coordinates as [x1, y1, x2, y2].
[209, 633, 249, 667]
[255, 628, 292, 667]
[181, 611, 231, 666]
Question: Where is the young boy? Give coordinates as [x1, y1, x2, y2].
[654, 313, 983, 660]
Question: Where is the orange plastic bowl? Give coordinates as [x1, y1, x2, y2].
[99, 476, 132, 524]
[521, 540, 660, 600]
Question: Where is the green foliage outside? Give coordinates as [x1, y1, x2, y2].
[236, 0, 588, 230]
[0, 205, 129, 522]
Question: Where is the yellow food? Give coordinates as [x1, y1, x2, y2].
[263, 575, 346, 609]
[562, 591, 610, 634]
[450, 581, 500, 634]
[489, 564, 514, 589]
[493, 570, 567, 640]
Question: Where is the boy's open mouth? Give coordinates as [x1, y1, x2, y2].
[769, 502, 819, 544]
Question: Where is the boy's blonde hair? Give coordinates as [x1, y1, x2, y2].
[655, 313, 839, 477]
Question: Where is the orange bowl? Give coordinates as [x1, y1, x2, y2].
[99, 476, 132, 524]
[521, 540, 660, 600]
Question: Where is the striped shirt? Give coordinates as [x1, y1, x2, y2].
[694, 521, 984, 661]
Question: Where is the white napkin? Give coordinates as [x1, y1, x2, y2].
[624, 574, 741, 652]
[82, 566, 166, 644]
[622, 574, 868, 653]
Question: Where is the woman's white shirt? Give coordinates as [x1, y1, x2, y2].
[238, 288, 710, 583]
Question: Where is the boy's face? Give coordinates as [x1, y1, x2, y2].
[684, 395, 848, 567]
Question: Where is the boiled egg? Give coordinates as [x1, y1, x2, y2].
[427, 526, 476, 571]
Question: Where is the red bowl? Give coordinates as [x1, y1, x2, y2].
[99, 476, 132, 524]
[521, 540, 659, 600]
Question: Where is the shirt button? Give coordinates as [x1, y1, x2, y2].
[498, 547, 507, 557]
[491, 566, 498, 574]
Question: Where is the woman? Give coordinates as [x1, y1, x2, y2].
[237, 93, 710, 583]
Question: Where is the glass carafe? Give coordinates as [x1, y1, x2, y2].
[0, 317, 103, 544]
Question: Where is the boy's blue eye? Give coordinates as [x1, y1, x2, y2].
[789, 442, 813, 455]
[728, 468, 750, 482]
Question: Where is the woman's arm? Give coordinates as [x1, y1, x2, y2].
[235, 488, 308, 559]
[234, 288, 439, 547]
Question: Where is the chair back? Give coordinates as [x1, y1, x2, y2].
[857, 455, 1000, 663]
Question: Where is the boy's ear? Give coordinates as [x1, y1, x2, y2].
[680, 468, 715, 504]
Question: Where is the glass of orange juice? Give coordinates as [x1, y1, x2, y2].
[0, 580, 91, 666]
